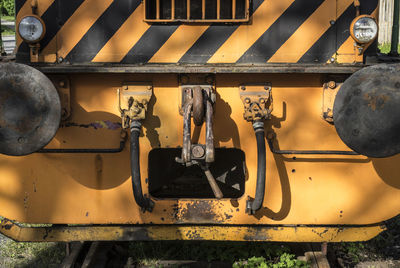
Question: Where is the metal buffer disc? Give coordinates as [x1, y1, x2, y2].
[0, 63, 61, 156]
[333, 64, 400, 158]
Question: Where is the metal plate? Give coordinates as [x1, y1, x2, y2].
[0, 63, 61, 156]
[333, 64, 400, 158]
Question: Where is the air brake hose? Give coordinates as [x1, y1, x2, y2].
[130, 120, 154, 212]
[246, 121, 266, 215]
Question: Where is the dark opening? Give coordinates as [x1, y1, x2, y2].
[235, 0, 246, 19]
[220, 0, 232, 19]
[205, 0, 217, 19]
[149, 148, 246, 198]
[175, 0, 187, 19]
[190, 1, 202, 19]
[146, 0, 157, 19]
[160, 0, 172, 19]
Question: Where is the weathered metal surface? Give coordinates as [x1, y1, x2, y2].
[0, 73, 399, 230]
[240, 84, 272, 122]
[0, 218, 386, 242]
[322, 81, 340, 123]
[118, 83, 153, 127]
[34, 64, 365, 74]
[192, 86, 205, 126]
[0, 63, 61, 156]
[333, 63, 400, 158]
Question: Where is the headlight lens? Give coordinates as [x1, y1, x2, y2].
[18, 16, 45, 43]
[351, 16, 378, 44]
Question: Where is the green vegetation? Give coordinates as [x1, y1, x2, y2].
[0, 239, 65, 267]
[1, 15, 13, 21]
[1, 28, 15, 37]
[0, 0, 15, 16]
[128, 241, 309, 267]
[233, 254, 309, 268]
[378, 43, 400, 54]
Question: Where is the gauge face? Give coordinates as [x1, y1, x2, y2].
[18, 16, 45, 43]
[351, 16, 378, 44]
[333, 64, 400, 158]
[0, 63, 61, 156]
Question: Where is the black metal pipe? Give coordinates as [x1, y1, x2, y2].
[130, 120, 154, 212]
[246, 121, 266, 215]
[267, 138, 359, 156]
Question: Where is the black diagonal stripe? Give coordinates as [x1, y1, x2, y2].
[120, 25, 180, 64]
[298, 0, 378, 63]
[65, 0, 141, 63]
[237, 0, 325, 63]
[15, 0, 28, 14]
[178, 0, 264, 64]
[40, 0, 85, 51]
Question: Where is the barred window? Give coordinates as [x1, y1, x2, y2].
[144, 0, 250, 22]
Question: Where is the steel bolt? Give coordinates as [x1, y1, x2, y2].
[330, 57, 335, 63]
[259, 98, 266, 104]
[192, 145, 205, 158]
[328, 81, 336, 89]
[245, 98, 251, 104]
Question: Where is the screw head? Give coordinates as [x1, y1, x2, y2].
[192, 145, 205, 158]
[240, 86, 246, 91]
[328, 81, 336, 89]
[245, 98, 251, 104]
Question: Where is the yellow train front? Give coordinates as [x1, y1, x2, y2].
[0, 0, 399, 242]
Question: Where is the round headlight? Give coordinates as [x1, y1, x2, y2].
[350, 15, 378, 44]
[18, 16, 45, 43]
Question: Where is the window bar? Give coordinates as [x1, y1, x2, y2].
[217, 0, 220, 19]
[171, 0, 175, 19]
[245, 0, 249, 19]
[202, 0, 206, 19]
[156, 0, 160, 19]
[187, 0, 190, 19]
[232, 0, 236, 19]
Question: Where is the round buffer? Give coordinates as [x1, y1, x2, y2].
[333, 63, 400, 158]
[0, 63, 61, 156]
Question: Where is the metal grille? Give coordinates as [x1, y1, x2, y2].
[144, 0, 250, 22]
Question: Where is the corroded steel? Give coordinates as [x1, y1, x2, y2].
[333, 63, 400, 158]
[0, 63, 61, 156]
[0, 73, 399, 230]
[0, 218, 386, 242]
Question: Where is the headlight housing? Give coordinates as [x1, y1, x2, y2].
[350, 15, 378, 44]
[18, 15, 46, 43]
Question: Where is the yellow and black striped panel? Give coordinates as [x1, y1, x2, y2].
[15, 0, 379, 65]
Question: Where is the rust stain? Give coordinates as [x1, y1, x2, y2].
[174, 201, 229, 223]
[364, 93, 390, 111]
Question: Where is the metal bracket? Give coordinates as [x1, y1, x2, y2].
[239, 84, 273, 122]
[118, 83, 153, 128]
[322, 81, 341, 123]
[50, 76, 71, 121]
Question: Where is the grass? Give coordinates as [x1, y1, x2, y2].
[378, 43, 400, 54]
[0, 238, 65, 268]
[127, 241, 309, 267]
[1, 28, 15, 37]
[1, 15, 14, 21]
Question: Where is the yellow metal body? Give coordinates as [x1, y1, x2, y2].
[3, 0, 398, 242]
[0, 73, 399, 242]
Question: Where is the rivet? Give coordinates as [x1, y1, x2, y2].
[328, 81, 336, 89]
